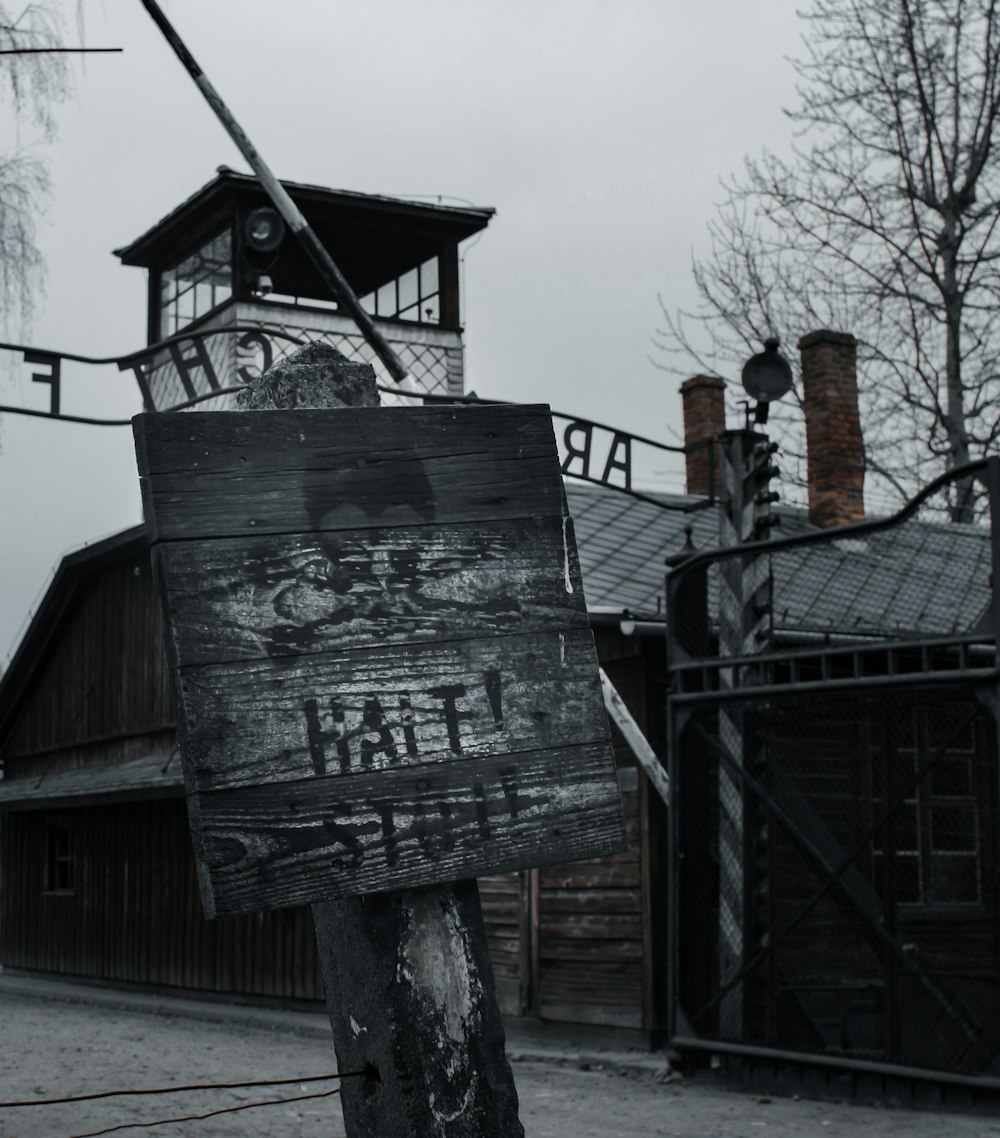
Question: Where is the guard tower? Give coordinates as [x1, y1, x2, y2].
[114, 167, 494, 410]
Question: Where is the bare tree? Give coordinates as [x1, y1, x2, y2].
[656, 0, 1000, 521]
[0, 3, 72, 335]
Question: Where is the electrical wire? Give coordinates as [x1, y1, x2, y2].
[62, 1086, 342, 1138]
[0, 1069, 363, 1109]
[0, 47, 123, 55]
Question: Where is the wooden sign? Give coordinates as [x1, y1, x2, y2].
[133, 403, 627, 917]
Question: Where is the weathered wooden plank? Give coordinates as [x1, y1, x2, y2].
[134, 406, 563, 543]
[478, 874, 522, 896]
[155, 514, 588, 666]
[539, 996, 641, 1033]
[540, 861, 642, 889]
[540, 913, 643, 939]
[537, 999, 642, 1029]
[541, 959, 644, 983]
[537, 937, 644, 962]
[134, 403, 555, 476]
[140, 457, 564, 543]
[176, 628, 608, 793]
[486, 939, 523, 960]
[538, 978, 643, 1006]
[192, 743, 628, 917]
[494, 976, 522, 1016]
[539, 889, 642, 915]
[488, 933, 522, 954]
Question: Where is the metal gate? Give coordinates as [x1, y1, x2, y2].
[666, 459, 1000, 1081]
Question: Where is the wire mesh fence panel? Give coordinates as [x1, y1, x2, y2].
[244, 321, 458, 399]
[140, 312, 464, 413]
[667, 459, 1000, 1081]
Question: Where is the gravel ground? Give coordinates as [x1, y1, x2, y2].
[2, 989, 1000, 1137]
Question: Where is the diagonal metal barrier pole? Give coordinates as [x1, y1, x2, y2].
[138, 0, 413, 387]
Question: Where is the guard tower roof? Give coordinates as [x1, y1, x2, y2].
[114, 167, 494, 300]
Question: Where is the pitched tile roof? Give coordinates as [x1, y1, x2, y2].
[566, 481, 991, 640]
[566, 483, 716, 618]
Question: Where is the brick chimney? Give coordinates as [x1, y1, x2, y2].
[797, 330, 865, 527]
[680, 375, 726, 496]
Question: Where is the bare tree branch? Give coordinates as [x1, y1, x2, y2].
[656, 0, 1000, 521]
[0, 3, 74, 336]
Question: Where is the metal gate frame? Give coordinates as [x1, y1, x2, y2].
[665, 457, 1000, 1086]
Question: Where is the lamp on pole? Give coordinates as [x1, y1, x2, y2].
[741, 337, 793, 425]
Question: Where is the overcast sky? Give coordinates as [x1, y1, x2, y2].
[0, 0, 805, 665]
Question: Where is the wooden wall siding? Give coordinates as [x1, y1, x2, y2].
[0, 794, 641, 1020]
[0, 801, 324, 1000]
[479, 872, 528, 1016]
[4, 555, 173, 769]
[537, 782, 645, 1029]
[475, 633, 662, 1033]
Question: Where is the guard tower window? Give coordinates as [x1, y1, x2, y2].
[45, 823, 76, 895]
[360, 257, 440, 324]
[159, 229, 233, 338]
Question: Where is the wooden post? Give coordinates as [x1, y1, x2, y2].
[314, 885, 521, 1135]
[237, 342, 524, 1136]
